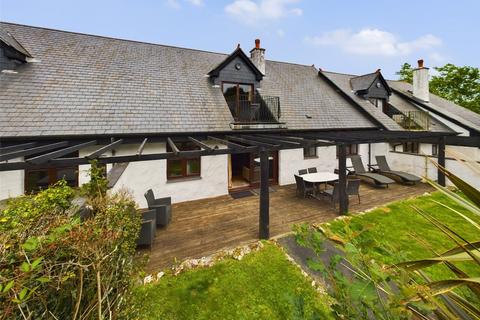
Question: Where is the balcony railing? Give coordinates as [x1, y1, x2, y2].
[225, 93, 281, 124]
[384, 104, 430, 130]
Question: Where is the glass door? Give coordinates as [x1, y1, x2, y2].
[249, 151, 278, 186]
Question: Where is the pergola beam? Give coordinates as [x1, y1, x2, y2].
[137, 138, 149, 156]
[166, 137, 180, 155]
[0, 141, 69, 162]
[27, 141, 97, 165]
[226, 135, 279, 148]
[188, 137, 213, 151]
[242, 135, 302, 148]
[86, 139, 124, 160]
[0, 142, 37, 154]
[207, 136, 247, 150]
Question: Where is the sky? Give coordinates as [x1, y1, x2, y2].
[0, 0, 478, 78]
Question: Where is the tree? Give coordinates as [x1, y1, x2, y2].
[397, 62, 480, 114]
[430, 64, 480, 114]
[396, 62, 413, 84]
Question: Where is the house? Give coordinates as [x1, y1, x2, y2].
[1, 22, 479, 208]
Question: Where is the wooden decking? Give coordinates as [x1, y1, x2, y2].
[143, 182, 432, 272]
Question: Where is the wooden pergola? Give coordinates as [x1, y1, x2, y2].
[1, 129, 475, 239]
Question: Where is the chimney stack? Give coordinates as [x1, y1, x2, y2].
[250, 38, 265, 75]
[412, 59, 429, 102]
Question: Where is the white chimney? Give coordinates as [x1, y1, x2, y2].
[412, 59, 429, 102]
[250, 39, 265, 75]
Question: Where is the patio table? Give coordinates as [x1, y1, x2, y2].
[301, 172, 339, 183]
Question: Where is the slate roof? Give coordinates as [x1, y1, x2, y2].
[321, 71, 466, 133]
[350, 72, 378, 92]
[320, 71, 403, 131]
[0, 28, 31, 58]
[388, 80, 480, 133]
[0, 22, 377, 138]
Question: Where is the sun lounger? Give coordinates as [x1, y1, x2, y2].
[350, 155, 395, 187]
[375, 156, 421, 184]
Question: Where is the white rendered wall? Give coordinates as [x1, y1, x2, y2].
[278, 146, 337, 185]
[107, 142, 229, 207]
[370, 142, 480, 189]
[0, 157, 24, 200]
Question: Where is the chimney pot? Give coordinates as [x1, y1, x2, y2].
[417, 59, 424, 68]
[255, 39, 260, 49]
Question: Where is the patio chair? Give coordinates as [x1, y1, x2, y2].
[322, 182, 339, 208]
[350, 155, 395, 187]
[144, 189, 172, 226]
[294, 174, 316, 198]
[137, 209, 157, 247]
[298, 169, 308, 175]
[346, 179, 361, 204]
[323, 179, 361, 208]
[374, 156, 421, 184]
[307, 167, 317, 173]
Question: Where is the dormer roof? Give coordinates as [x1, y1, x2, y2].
[208, 46, 263, 81]
[350, 71, 392, 96]
[0, 28, 32, 61]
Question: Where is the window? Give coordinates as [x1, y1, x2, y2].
[432, 144, 438, 156]
[303, 146, 317, 158]
[166, 141, 201, 179]
[25, 167, 78, 193]
[403, 142, 419, 154]
[222, 82, 254, 121]
[24, 151, 79, 193]
[336, 144, 358, 158]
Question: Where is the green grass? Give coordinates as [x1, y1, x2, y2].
[127, 242, 334, 320]
[325, 191, 480, 302]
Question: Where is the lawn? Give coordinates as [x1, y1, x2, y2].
[127, 242, 335, 320]
[322, 191, 480, 303]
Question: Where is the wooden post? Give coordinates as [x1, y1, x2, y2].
[338, 143, 348, 215]
[438, 137, 446, 187]
[259, 148, 270, 239]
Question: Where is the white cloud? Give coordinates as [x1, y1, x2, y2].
[225, 0, 302, 25]
[187, 0, 204, 6]
[305, 28, 442, 57]
[276, 28, 285, 37]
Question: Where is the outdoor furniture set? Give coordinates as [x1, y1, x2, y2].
[136, 189, 173, 247]
[295, 155, 421, 208]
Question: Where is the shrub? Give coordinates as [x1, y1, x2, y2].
[0, 165, 141, 320]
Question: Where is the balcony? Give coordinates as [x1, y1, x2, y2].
[225, 93, 286, 129]
[384, 105, 430, 130]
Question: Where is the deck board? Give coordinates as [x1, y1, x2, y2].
[142, 182, 432, 272]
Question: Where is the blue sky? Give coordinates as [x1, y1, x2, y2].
[1, 0, 478, 78]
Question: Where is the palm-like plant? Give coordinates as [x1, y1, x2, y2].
[395, 158, 480, 319]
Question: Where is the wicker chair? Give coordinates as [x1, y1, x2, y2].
[144, 189, 172, 226]
[307, 167, 317, 173]
[294, 174, 316, 198]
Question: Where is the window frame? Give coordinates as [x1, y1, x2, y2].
[336, 144, 359, 158]
[303, 146, 317, 159]
[166, 142, 201, 180]
[403, 142, 420, 154]
[24, 166, 79, 193]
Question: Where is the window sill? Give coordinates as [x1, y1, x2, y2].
[166, 176, 202, 183]
[303, 156, 318, 160]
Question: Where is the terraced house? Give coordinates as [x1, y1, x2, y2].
[1, 22, 479, 213]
